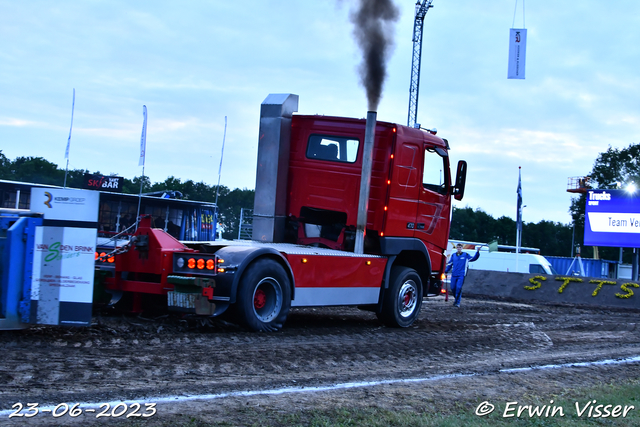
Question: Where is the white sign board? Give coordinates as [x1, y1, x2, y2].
[31, 226, 97, 325]
[587, 212, 640, 234]
[30, 187, 99, 222]
[508, 28, 527, 79]
[28, 187, 99, 326]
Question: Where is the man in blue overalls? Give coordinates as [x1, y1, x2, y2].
[445, 243, 480, 307]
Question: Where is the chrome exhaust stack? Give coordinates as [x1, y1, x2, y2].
[354, 111, 376, 254]
[252, 93, 299, 243]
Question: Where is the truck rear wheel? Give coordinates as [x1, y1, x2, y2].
[236, 258, 291, 332]
[377, 266, 423, 328]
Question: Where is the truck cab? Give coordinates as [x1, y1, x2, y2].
[285, 114, 464, 293]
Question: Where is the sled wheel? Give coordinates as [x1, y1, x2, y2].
[236, 258, 291, 332]
[378, 266, 423, 328]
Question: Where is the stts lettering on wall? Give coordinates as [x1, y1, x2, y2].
[83, 173, 124, 193]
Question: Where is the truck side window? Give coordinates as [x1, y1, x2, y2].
[307, 135, 359, 163]
[398, 144, 419, 187]
[422, 148, 448, 194]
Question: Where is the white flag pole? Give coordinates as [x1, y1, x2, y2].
[516, 167, 523, 271]
[63, 88, 75, 188]
[136, 105, 148, 230]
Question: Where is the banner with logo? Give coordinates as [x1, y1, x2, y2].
[180, 206, 217, 241]
[29, 187, 99, 326]
[83, 173, 124, 193]
[30, 226, 97, 325]
[30, 187, 99, 222]
[508, 28, 527, 79]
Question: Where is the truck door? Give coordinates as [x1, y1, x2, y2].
[415, 146, 451, 258]
[386, 141, 421, 238]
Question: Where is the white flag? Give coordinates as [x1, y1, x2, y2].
[508, 28, 527, 79]
[65, 88, 75, 160]
[139, 105, 147, 166]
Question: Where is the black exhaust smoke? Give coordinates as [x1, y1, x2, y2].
[350, 0, 400, 111]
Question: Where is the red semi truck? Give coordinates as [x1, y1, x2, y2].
[103, 94, 467, 331]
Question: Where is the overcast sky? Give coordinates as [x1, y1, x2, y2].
[2, 0, 639, 225]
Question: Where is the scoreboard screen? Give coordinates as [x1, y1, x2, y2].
[584, 189, 640, 248]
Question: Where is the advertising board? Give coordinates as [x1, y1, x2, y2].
[28, 187, 99, 326]
[30, 187, 99, 222]
[30, 226, 97, 325]
[584, 189, 640, 248]
[83, 173, 124, 192]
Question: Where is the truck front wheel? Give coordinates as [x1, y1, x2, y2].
[378, 266, 423, 328]
[236, 258, 291, 332]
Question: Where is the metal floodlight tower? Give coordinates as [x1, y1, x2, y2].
[407, 0, 434, 129]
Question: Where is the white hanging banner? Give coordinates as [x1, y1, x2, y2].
[508, 28, 527, 79]
[65, 88, 75, 160]
[139, 105, 148, 166]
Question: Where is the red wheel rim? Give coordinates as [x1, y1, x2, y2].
[403, 291, 412, 307]
[254, 288, 267, 309]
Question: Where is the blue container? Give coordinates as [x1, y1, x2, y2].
[545, 256, 617, 278]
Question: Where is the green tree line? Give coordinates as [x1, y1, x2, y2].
[0, 150, 573, 255]
[0, 151, 254, 239]
[449, 206, 572, 257]
[4, 139, 638, 260]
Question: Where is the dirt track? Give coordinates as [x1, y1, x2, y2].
[1, 296, 640, 426]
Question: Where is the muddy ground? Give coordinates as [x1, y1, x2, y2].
[1, 296, 639, 426]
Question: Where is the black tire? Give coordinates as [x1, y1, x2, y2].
[377, 266, 423, 328]
[235, 258, 291, 332]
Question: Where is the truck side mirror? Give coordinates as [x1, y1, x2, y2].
[452, 160, 467, 201]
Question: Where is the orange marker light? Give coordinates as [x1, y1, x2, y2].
[188, 258, 196, 269]
[108, 255, 114, 263]
[197, 259, 205, 269]
[206, 259, 215, 270]
[95, 252, 99, 260]
[301, 258, 308, 264]
[217, 267, 225, 273]
[366, 260, 371, 266]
